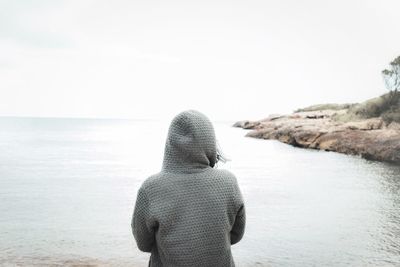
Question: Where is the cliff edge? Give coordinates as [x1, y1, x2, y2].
[233, 107, 400, 164]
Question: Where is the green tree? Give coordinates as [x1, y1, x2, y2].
[382, 56, 400, 92]
[381, 56, 400, 116]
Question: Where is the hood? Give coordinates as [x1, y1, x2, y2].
[161, 110, 217, 173]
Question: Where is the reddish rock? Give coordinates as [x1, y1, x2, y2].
[235, 110, 400, 164]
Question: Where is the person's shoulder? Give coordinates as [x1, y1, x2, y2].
[139, 172, 163, 192]
[212, 168, 238, 184]
[213, 168, 235, 177]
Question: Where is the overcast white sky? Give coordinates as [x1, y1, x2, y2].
[1, 0, 400, 121]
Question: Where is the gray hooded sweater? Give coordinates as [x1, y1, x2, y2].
[131, 110, 246, 267]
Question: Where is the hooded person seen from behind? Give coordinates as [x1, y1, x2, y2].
[131, 110, 246, 267]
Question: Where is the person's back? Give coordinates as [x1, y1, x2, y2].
[132, 110, 246, 267]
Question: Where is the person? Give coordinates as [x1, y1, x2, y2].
[131, 110, 246, 267]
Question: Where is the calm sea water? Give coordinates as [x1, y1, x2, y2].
[0, 117, 399, 266]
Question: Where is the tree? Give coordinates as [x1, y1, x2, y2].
[381, 56, 400, 112]
[382, 56, 400, 92]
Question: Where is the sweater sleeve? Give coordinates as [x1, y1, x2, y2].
[230, 178, 246, 245]
[131, 186, 156, 252]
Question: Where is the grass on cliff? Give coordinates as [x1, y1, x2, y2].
[343, 91, 400, 123]
[296, 92, 400, 123]
[295, 103, 357, 112]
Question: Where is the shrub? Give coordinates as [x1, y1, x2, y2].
[382, 109, 400, 123]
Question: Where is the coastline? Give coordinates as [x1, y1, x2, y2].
[233, 109, 400, 164]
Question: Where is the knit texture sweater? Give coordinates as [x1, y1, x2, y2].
[132, 110, 246, 267]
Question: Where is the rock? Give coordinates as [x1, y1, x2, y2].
[388, 122, 400, 130]
[306, 115, 326, 119]
[292, 130, 323, 147]
[243, 121, 260, 129]
[232, 120, 260, 129]
[343, 118, 384, 130]
[260, 114, 284, 122]
[233, 110, 400, 164]
[232, 120, 247, 128]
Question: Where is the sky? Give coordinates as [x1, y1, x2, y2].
[1, 0, 400, 121]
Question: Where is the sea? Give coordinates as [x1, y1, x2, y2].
[0, 117, 399, 266]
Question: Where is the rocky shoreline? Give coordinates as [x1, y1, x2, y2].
[233, 109, 400, 164]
